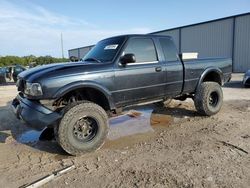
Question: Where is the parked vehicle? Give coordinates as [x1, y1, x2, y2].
[243, 70, 250, 87]
[5, 67, 11, 81]
[0, 67, 7, 84]
[12, 34, 232, 155]
[13, 65, 27, 82]
[3, 65, 26, 82]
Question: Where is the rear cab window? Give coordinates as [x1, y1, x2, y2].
[123, 38, 158, 63]
[159, 38, 179, 62]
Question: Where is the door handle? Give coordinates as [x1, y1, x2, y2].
[155, 67, 162, 72]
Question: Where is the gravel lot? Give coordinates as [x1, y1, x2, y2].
[0, 74, 249, 188]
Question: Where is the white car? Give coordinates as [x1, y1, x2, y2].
[243, 70, 250, 87]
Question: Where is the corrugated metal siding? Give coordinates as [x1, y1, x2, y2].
[68, 49, 79, 58]
[234, 14, 250, 72]
[153, 29, 180, 53]
[181, 18, 234, 59]
[69, 13, 250, 72]
[79, 47, 92, 59]
[68, 46, 94, 60]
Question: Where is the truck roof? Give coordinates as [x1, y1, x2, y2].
[101, 34, 172, 41]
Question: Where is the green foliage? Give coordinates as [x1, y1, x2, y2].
[0, 55, 69, 67]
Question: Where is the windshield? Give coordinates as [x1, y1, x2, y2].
[83, 36, 126, 63]
[14, 66, 25, 73]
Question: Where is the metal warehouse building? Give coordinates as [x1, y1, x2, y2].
[68, 13, 250, 72]
[68, 45, 94, 62]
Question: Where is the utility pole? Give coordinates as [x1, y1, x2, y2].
[61, 33, 64, 59]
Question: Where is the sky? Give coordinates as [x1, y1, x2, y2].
[0, 0, 249, 57]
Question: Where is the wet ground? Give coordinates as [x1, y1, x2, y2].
[0, 74, 250, 188]
[16, 104, 176, 151]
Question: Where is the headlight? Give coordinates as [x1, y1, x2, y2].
[25, 82, 43, 96]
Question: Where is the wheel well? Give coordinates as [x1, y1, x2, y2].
[202, 71, 222, 85]
[56, 87, 111, 111]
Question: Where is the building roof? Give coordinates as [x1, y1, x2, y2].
[69, 12, 250, 51]
[68, 45, 95, 51]
[150, 12, 250, 34]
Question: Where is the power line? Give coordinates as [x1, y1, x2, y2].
[61, 33, 64, 58]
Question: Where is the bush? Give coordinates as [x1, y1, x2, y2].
[0, 55, 69, 67]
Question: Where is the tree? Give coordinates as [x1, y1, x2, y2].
[0, 55, 69, 67]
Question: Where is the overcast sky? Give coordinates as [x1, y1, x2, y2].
[0, 0, 249, 57]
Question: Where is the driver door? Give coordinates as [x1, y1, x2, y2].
[113, 37, 166, 106]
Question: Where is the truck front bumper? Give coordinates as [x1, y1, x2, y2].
[12, 93, 62, 131]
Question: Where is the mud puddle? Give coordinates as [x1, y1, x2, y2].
[103, 106, 174, 149]
[108, 108, 154, 140]
[16, 105, 175, 153]
[17, 126, 55, 143]
[17, 130, 42, 143]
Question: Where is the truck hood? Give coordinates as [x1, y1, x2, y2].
[18, 61, 100, 81]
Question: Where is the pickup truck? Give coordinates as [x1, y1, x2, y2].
[12, 34, 232, 155]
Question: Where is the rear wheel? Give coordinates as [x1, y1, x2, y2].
[57, 101, 109, 155]
[194, 82, 223, 116]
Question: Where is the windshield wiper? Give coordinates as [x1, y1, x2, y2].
[84, 57, 102, 63]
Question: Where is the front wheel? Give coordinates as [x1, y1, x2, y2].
[57, 101, 109, 155]
[194, 82, 223, 116]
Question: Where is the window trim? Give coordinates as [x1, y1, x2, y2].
[126, 61, 159, 66]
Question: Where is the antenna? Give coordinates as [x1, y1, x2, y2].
[61, 33, 64, 58]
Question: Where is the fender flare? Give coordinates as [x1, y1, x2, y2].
[53, 81, 116, 110]
[197, 67, 223, 89]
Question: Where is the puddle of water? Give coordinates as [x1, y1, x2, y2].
[151, 113, 173, 127]
[108, 108, 154, 140]
[17, 130, 43, 143]
[17, 127, 55, 144]
[104, 106, 173, 149]
[17, 105, 174, 151]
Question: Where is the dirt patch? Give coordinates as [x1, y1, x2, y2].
[0, 74, 250, 188]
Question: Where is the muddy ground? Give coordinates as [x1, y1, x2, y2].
[0, 74, 250, 188]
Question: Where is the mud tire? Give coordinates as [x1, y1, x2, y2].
[194, 82, 223, 116]
[57, 101, 108, 155]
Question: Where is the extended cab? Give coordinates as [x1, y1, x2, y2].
[12, 34, 232, 155]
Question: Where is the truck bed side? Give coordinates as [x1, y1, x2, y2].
[182, 58, 232, 94]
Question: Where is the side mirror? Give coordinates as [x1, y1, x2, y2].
[120, 53, 136, 65]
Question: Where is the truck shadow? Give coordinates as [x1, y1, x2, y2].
[0, 100, 197, 155]
[0, 81, 16, 86]
[223, 81, 244, 88]
[0, 132, 10, 143]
